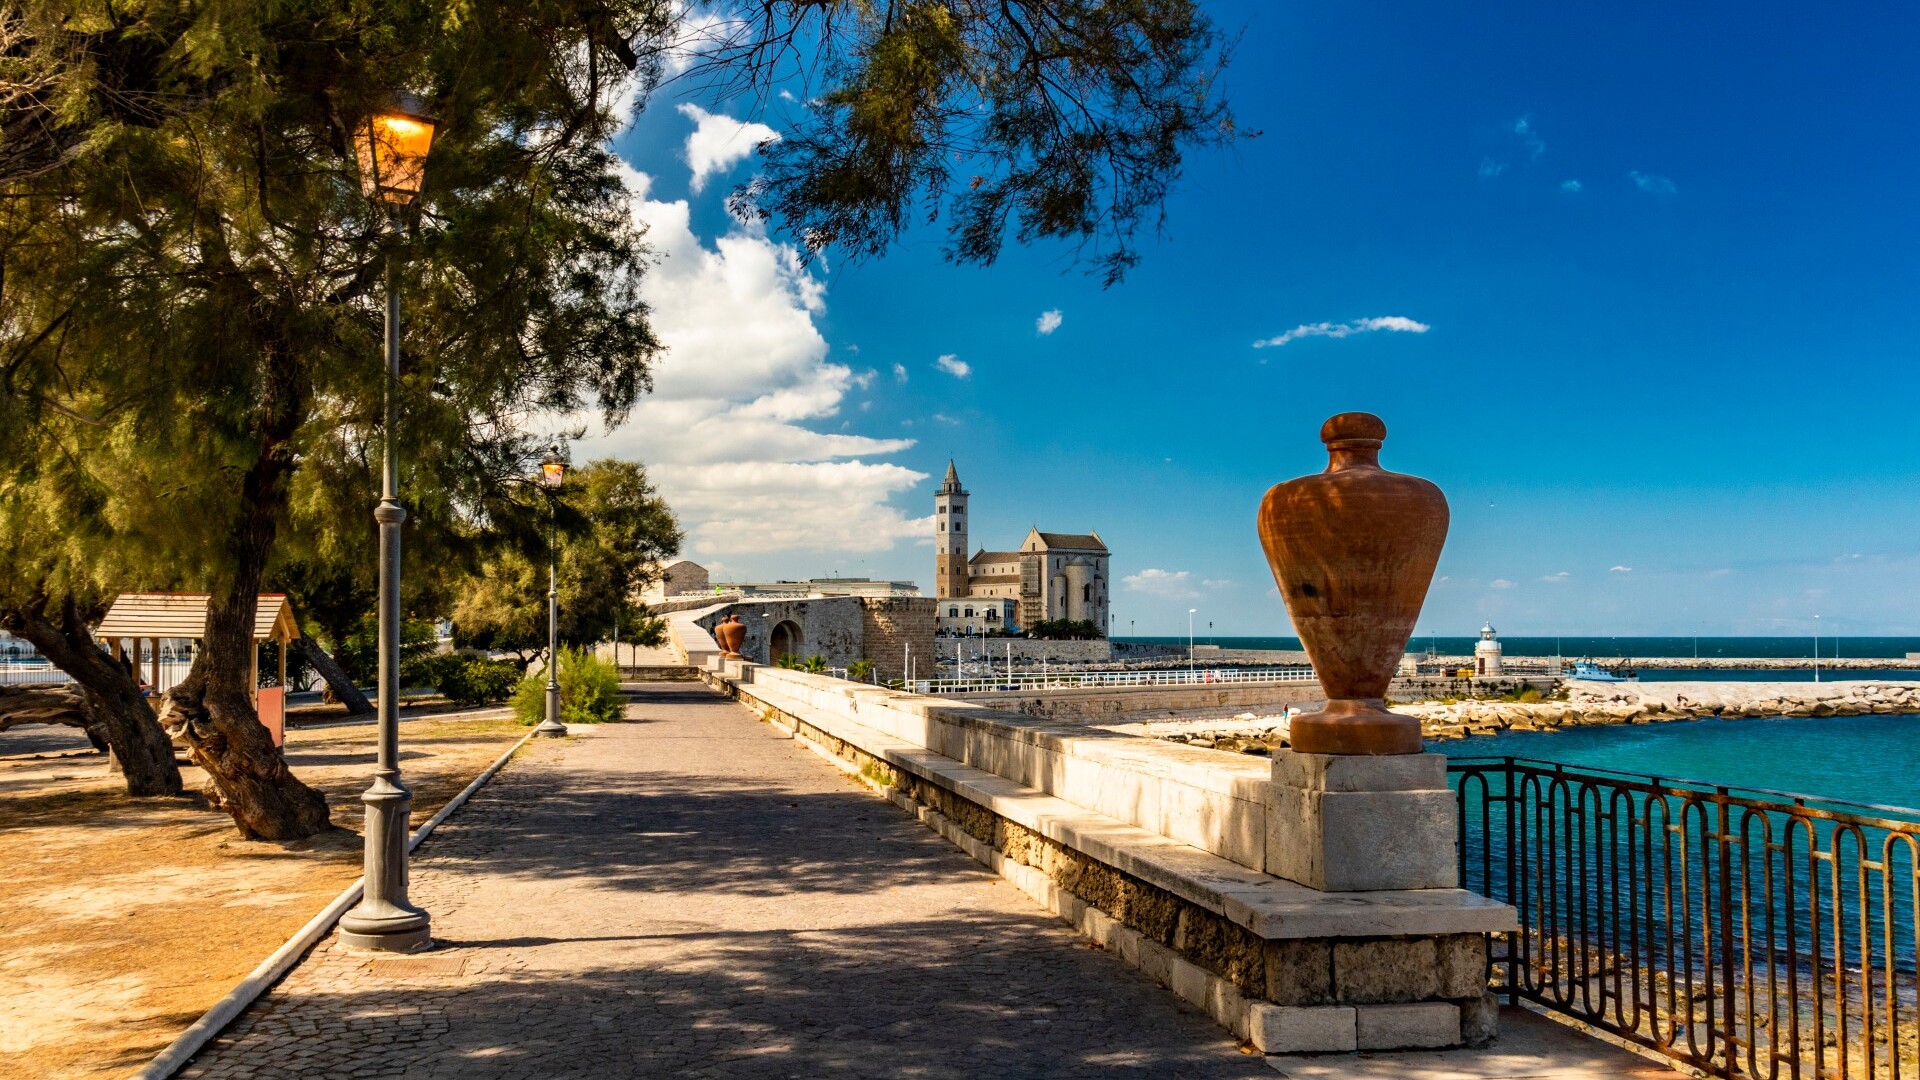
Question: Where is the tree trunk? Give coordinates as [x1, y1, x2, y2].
[160, 332, 330, 840]
[0, 684, 88, 731]
[2, 598, 184, 796]
[295, 633, 372, 715]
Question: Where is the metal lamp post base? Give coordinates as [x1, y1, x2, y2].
[339, 776, 432, 952]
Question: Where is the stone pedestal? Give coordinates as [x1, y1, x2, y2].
[1268, 750, 1459, 892]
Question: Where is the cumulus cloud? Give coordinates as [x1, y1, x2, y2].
[1201, 578, 1235, 590]
[572, 164, 926, 555]
[934, 354, 971, 378]
[1036, 309, 1063, 335]
[1489, 579, 1516, 590]
[677, 103, 779, 194]
[1561, 179, 1583, 193]
[892, 363, 908, 384]
[1610, 565, 1632, 573]
[1630, 170, 1678, 196]
[1124, 568, 1201, 600]
[1254, 316, 1431, 349]
[1541, 571, 1570, 583]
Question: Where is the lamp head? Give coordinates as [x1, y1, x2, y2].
[539, 448, 567, 490]
[355, 93, 438, 205]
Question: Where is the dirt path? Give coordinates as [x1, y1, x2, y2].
[0, 713, 537, 1080]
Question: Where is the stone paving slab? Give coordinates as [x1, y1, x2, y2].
[1266, 1007, 1684, 1079]
[179, 683, 1273, 1079]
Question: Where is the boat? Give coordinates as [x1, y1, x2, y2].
[1566, 659, 1638, 682]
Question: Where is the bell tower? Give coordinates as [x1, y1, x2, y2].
[935, 460, 970, 598]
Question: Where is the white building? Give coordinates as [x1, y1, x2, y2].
[1474, 622, 1504, 676]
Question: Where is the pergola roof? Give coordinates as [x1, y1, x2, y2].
[96, 593, 299, 644]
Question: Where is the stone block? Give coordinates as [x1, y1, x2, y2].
[1264, 939, 1332, 1006]
[1435, 933, 1489, 999]
[1247, 1004, 1357, 1054]
[1460, 991, 1500, 1047]
[1272, 750, 1448, 793]
[1169, 956, 1213, 1009]
[1136, 935, 1173, 986]
[1268, 787, 1459, 892]
[1332, 938, 1439, 1003]
[1355, 1002, 1461, 1050]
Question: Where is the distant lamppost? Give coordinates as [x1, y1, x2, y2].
[339, 95, 438, 954]
[1188, 608, 1198, 676]
[1812, 614, 1821, 684]
[534, 449, 569, 737]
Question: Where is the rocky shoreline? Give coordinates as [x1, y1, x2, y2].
[1115, 679, 1920, 755]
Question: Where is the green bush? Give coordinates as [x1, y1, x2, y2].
[801, 654, 828, 673]
[847, 659, 874, 682]
[511, 646, 624, 726]
[404, 653, 521, 705]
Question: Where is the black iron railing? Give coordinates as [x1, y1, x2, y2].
[1450, 756, 1920, 1079]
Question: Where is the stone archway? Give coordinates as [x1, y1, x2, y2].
[769, 620, 804, 662]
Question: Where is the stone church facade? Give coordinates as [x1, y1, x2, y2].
[934, 461, 1110, 635]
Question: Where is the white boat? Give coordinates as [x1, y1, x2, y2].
[1566, 659, 1637, 682]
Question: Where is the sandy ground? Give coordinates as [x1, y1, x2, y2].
[0, 712, 535, 1080]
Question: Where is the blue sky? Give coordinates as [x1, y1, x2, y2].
[581, 1, 1920, 637]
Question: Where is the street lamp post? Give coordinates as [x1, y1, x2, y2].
[534, 450, 569, 737]
[1813, 614, 1821, 684]
[1188, 608, 1197, 677]
[339, 96, 438, 954]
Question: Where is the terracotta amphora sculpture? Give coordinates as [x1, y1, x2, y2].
[714, 614, 747, 660]
[1257, 412, 1448, 755]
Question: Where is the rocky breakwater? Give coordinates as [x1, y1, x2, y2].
[1113, 680, 1920, 756]
[1406, 679, 1920, 740]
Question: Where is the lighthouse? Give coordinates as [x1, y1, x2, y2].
[1474, 622, 1504, 676]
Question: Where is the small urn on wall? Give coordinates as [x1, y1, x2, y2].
[1257, 412, 1448, 755]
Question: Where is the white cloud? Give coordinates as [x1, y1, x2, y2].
[1201, 578, 1235, 590]
[677, 103, 780, 194]
[1560, 179, 1583, 193]
[1489, 579, 1516, 590]
[931, 413, 962, 426]
[892, 363, 908, 384]
[1630, 170, 1677, 196]
[1541, 571, 1570, 583]
[934, 354, 971, 378]
[1478, 157, 1507, 179]
[1609, 565, 1632, 573]
[1513, 116, 1546, 160]
[1124, 568, 1201, 600]
[1036, 309, 1063, 335]
[1254, 316, 1431, 349]
[573, 164, 926, 556]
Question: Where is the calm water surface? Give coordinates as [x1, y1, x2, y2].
[1440, 712, 1920, 810]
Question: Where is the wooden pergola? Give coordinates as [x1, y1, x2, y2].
[95, 593, 301, 744]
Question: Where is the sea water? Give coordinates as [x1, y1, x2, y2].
[1440, 712, 1920, 811]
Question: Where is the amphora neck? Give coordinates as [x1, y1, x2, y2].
[1324, 442, 1382, 472]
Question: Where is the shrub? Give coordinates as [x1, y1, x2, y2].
[801, 654, 828, 673]
[511, 646, 624, 726]
[847, 659, 874, 682]
[403, 653, 522, 705]
[774, 652, 801, 669]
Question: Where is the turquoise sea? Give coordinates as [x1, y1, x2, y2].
[1441, 712, 1920, 811]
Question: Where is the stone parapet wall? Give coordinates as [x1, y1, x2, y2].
[699, 658, 1514, 1054]
[964, 681, 1325, 722]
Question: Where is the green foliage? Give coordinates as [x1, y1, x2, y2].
[1026, 619, 1102, 640]
[406, 652, 521, 705]
[774, 653, 801, 670]
[801, 655, 829, 674]
[451, 460, 681, 656]
[340, 617, 440, 687]
[847, 659, 874, 682]
[511, 646, 624, 726]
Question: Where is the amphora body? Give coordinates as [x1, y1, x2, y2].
[1256, 413, 1448, 755]
[714, 614, 747, 660]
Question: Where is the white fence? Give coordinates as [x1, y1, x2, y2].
[910, 666, 1317, 695]
[1, 659, 196, 691]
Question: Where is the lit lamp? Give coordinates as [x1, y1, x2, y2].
[337, 95, 438, 955]
[534, 449, 569, 738]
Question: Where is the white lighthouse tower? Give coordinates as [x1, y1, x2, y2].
[1474, 622, 1504, 677]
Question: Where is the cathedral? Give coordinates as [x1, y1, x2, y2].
[934, 461, 1111, 635]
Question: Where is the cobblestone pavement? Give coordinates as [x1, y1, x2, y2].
[181, 683, 1272, 1079]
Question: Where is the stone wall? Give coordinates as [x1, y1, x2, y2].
[700, 659, 1513, 1054]
[859, 597, 937, 683]
[696, 598, 864, 668]
[936, 638, 1112, 665]
[961, 681, 1325, 722]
